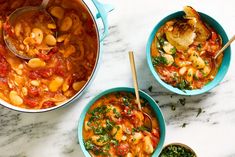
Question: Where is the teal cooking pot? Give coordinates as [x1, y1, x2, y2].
[0, 0, 114, 113]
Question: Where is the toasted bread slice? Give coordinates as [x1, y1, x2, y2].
[184, 6, 211, 42]
[165, 20, 196, 51]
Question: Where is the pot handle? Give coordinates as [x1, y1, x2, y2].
[92, 0, 114, 41]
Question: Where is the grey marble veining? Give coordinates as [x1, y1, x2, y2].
[1, 0, 235, 157]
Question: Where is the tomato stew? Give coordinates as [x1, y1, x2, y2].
[151, 6, 223, 90]
[83, 92, 160, 157]
[0, 0, 98, 109]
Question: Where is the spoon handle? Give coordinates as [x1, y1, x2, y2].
[214, 35, 235, 59]
[129, 51, 142, 110]
[41, 0, 50, 8]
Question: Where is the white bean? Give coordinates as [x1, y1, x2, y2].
[28, 58, 46, 68]
[72, 81, 86, 91]
[189, 53, 205, 69]
[30, 80, 40, 86]
[32, 28, 43, 44]
[162, 54, 174, 66]
[64, 45, 76, 58]
[163, 41, 176, 54]
[201, 65, 211, 77]
[132, 132, 143, 144]
[22, 87, 28, 96]
[186, 68, 194, 83]
[60, 17, 73, 32]
[50, 6, 65, 19]
[47, 23, 56, 29]
[49, 76, 64, 92]
[9, 91, 23, 106]
[179, 67, 187, 75]
[45, 34, 57, 46]
[143, 136, 154, 154]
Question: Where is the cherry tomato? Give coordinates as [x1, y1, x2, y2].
[55, 63, 66, 77]
[42, 101, 55, 109]
[116, 143, 129, 156]
[24, 97, 38, 108]
[0, 45, 7, 56]
[0, 55, 9, 77]
[29, 68, 54, 79]
[211, 31, 218, 41]
[37, 47, 58, 61]
[151, 135, 159, 148]
[28, 86, 39, 97]
[152, 128, 160, 138]
[3, 21, 15, 37]
[37, 68, 54, 78]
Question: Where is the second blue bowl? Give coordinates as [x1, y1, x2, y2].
[77, 87, 166, 157]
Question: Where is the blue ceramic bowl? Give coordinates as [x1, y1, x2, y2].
[77, 87, 166, 157]
[146, 11, 231, 95]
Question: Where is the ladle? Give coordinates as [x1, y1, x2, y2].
[3, 0, 56, 60]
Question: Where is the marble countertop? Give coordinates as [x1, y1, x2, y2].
[1, 0, 235, 157]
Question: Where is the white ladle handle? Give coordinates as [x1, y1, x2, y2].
[214, 35, 235, 59]
[41, 0, 50, 8]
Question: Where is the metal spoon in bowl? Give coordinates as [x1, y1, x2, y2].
[129, 51, 153, 131]
[3, 0, 56, 60]
[212, 35, 235, 69]
[214, 35, 235, 59]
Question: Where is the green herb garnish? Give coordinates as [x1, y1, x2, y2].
[152, 56, 168, 66]
[176, 80, 191, 90]
[196, 108, 202, 117]
[197, 44, 202, 51]
[84, 140, 94, 150]
[170, 47, 177, 54]
[160, 144, 196, 157]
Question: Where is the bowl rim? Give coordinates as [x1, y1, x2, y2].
[146, 11, 231, 95]
[0, 1, 101, 113]
[160, 142, 197, 157]
[77, 87, 166, 157]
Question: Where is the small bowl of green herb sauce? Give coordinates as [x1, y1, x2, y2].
[160, 143, 197, 157]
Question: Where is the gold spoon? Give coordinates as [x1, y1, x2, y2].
[3, 0, 56, 60]
[214, 35, 235, 59]
[129, 51, 153, 131]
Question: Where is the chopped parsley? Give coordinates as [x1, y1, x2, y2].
[182, 123, 188, 128]
[197, 43, 202, 51]
[196, 108, 202, 117]
[97, 134, 110, 143]
[176, 80, 191, 90]
[170, 47, 177, 54]
[179, 98, 186, 106]
[122, 96, 130, 106]
[110, 139, 119, 146]
[84, 140, 94, 150]
[93, 126, 106, 135]
[152, 56, 168, 66]
[132, 126, 149, 132]
[158, 36, 166, 46]
[148, 86, 153, 92]
[160, 144, 196, 157]
[113, 108, 121, 118]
